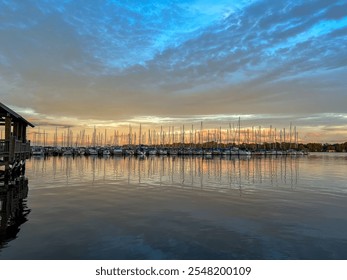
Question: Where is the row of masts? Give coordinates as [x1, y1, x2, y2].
[28, 120, 301, 149]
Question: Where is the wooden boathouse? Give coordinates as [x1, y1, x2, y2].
[0, 102, 34, 179]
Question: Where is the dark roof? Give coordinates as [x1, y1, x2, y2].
[0, 102, 35, 127]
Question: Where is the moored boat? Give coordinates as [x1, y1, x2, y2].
[32, 147, 45, 156]
[88, 148, 98, 155]
[113, 147, 123, 155]
[103, 149, 111, 156]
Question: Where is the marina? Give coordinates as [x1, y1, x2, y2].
[31, 145, 310, 157]
[28, 121, 313, 157]
[0, 102, 346, 260]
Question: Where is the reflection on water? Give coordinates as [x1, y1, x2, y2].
[1, 153, 347, 260]
[30, 155, 303, 192]
[0, 177, 30, 249]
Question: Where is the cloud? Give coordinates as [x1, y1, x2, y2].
[0, 0, 346, 143]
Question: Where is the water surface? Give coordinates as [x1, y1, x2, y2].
[1, 153, 346, 259]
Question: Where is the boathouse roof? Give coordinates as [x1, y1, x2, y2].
[0, 102, 35, 128]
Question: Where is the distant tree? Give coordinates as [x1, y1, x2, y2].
[306, 143, 323, 152]
[343, 142, 347, 152]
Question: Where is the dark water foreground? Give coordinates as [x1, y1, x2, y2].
[0, 153, 346, 259]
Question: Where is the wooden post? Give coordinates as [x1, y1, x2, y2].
[5, 114, 11, 141]
[17, 123, 22, 141]
[4, 114, 11, 177]
[13, 121, 19, 139]
[23, 125, 27, 142]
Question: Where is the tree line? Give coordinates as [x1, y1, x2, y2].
[301, 142, 347, 152]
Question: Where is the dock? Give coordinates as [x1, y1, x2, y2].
[0, 102, 34, 180]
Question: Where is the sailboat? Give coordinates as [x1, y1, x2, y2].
[32, 146, 45, 156]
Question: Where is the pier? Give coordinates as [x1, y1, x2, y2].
[0, 102, 34, 180]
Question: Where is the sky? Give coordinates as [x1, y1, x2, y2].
[0, 0, 347, 144]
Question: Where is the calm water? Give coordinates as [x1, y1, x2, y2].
[1, 153, 347, 259]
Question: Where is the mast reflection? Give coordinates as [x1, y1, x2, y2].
[30, 155, 301, 192]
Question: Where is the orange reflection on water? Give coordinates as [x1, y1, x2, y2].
[28, 155, 303, 192]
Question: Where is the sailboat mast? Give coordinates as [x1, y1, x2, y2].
[238, 117, 241, 147]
